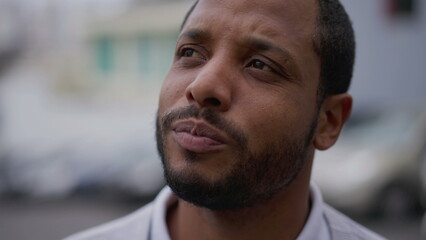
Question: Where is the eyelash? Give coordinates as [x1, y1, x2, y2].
[176, 46, 287, 78]
[180, 48, 195, 57]
[178, 47, 205, 59]
[246, 59, 275, 73]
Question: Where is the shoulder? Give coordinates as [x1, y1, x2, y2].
[63, 202, 154, 240]
[323, 204, 387, 240]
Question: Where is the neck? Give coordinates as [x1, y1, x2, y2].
[167, 160, 313, 240]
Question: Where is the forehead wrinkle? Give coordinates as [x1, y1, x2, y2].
[178, 28, 211, 42]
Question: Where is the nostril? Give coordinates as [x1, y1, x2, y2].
[205, 97, 221, 106]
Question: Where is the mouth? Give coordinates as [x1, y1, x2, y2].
[171, 120, 226, 153]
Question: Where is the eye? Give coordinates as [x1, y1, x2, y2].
[180, 48, 203, 58]
[247, 60, 274, 72]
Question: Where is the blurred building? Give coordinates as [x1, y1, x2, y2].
[0, 0, 25, 75]
[341, 0, 426, 109]
[55, 0, 193, 102]
[2, 0, 425, 106]
[0, 0, 194, 199]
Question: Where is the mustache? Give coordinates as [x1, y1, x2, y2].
[160, 105, 247, 145]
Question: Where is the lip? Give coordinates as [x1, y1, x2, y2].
[171, 120, 226, 153]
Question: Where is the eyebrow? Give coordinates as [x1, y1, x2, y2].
[244, 36, 301, 79]
[178, 28, 211, 42]
[177, 29, 300, 78]
[243, 36, 296, 65]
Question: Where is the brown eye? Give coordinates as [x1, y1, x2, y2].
[180, 48, 203, 58]
[182, 48, 195, 57]
[248, 60, 273, 72]
[176, 47, 206, 68]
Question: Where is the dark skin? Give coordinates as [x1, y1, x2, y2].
[157, 0, 352, 239]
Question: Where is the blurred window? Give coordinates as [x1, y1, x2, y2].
[138, 34, 177, 81]
[138, 36, 151, 78]
[96, 36, 115, 75]
[388, 0, 417, 18]
[162, 35, 178, 72]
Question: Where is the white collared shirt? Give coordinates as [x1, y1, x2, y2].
[150, 184, 331, 240]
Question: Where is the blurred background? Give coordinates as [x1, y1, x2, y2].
[0, 0, 425, 239]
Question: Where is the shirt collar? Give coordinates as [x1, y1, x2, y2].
[150, 183, 330, 240]
[150, 186, 176, 240]
[296, 183, 331, 240]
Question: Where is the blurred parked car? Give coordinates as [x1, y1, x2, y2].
[313, 108, 426, 217]
[0, 77, 165, 199]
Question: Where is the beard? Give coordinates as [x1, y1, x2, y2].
[156, 104, 317, 211]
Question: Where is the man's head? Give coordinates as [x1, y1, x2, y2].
[156, 0, 354, 211]
[182, 0, 355, 100]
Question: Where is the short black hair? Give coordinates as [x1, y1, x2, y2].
[180, 0, 355, 99]
[314, 0, 355, 98]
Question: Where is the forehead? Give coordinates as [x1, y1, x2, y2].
[181, 0, 320, 83]
[185, 0, 318, 40]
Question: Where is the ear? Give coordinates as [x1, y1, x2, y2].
[314, 93, 352, 150]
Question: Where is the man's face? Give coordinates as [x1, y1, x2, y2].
[156, 0, 321, 210]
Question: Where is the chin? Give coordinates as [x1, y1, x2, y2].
[167, 151, 237, 183]
[164, 166, 253, 211]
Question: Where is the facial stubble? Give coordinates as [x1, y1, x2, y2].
[156, 105, 318, 211]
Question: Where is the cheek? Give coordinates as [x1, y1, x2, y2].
[247, 109, 294, 149]
[158, 71, 191, 113]
[236, 90, 313, 151]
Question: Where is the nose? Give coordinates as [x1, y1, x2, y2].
[185, 59, 233, 112]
